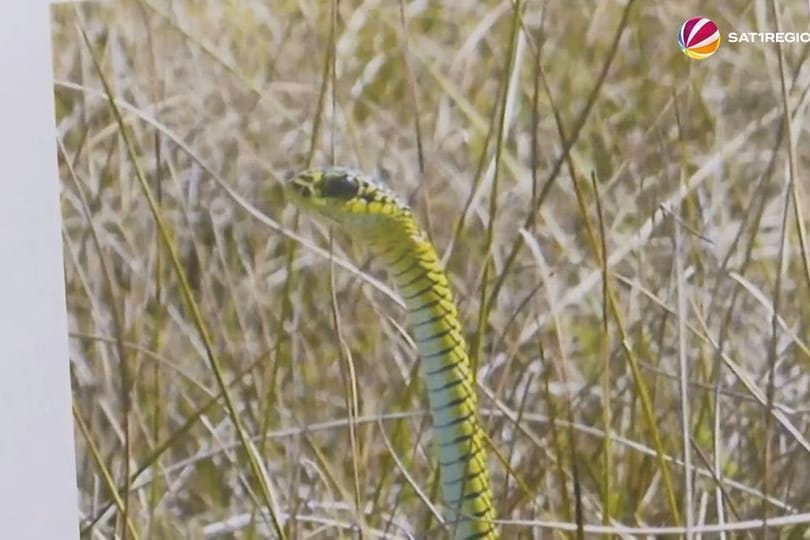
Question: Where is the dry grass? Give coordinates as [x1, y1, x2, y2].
[52, 0, 810, 538]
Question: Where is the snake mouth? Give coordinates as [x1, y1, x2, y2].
[286, 172, 315, 200]
[291, 182, 313, 199]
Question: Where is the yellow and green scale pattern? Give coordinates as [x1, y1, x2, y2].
[287, 167, 497, 539]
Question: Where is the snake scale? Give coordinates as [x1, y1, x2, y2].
[286, 167, 497, 539]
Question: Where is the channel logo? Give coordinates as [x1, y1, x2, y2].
[678, 17, 721, 59]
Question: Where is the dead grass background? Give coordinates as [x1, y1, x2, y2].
[52, 0, 810, 538]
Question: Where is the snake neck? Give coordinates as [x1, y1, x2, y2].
[368, 224, 497, 540]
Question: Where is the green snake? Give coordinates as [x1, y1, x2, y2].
[286, 167, 497, 539]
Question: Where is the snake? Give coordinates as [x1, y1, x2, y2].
[286, 167, 497, 539]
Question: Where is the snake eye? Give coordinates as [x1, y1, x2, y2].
[321, 173, 359, 200]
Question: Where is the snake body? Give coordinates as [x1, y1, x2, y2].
[287, 167, 497, 539]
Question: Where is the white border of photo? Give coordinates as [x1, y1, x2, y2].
[0, 1, 79, 538]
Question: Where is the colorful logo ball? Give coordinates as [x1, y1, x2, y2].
[678, 17, 721, 59]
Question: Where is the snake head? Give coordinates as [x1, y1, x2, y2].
[286, 167, 409, 230]
[287, 167, 359, 205]
[286, 167, 362, 225]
